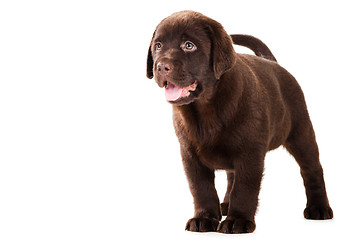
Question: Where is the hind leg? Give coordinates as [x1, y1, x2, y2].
[220, 171, 234, 216]
[285, 123, 333, 219]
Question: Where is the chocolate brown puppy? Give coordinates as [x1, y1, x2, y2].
[146, 11, 333, 234]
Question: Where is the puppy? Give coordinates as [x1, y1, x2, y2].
[146, 11, 333, 233]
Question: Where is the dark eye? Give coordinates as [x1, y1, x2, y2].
[155, 42, 162, 50]
[183, 41, 197, 52]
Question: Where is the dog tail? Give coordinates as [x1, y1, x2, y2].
[230, 34, 277, 62]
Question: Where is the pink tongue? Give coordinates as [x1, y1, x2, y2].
[165, 83, 184, 101]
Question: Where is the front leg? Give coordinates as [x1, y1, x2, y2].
[181, 145, 221, 232]
[218, 150, 265, 234]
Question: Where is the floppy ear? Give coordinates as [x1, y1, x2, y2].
[206, 20, 236, 79]
[146, 30, 157, 79]
[146, 43, 154, 79]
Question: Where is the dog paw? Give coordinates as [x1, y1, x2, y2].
[220, 202, 229, 216]
[185, 217, 219, 232]
[304, 205, 333, 220]
[217, 217, 255, 234]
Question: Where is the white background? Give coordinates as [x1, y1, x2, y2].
[1, 0, 359, 239]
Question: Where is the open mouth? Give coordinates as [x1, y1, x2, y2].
[164, 81, 198, 102]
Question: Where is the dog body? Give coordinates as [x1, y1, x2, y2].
[173, 54, 290, 167]
[147, 11, 333, 233]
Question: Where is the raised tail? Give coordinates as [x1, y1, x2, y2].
[230, 34, 277, 62]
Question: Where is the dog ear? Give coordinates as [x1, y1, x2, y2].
[146, 32, 155, 79]
[206, 20, 236, 79]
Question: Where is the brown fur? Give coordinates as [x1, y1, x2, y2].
[146, 11, 333, 234]
[231, 34, 277, 62]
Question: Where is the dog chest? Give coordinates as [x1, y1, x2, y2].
[196, 144, 234, 170]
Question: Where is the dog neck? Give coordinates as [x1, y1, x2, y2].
[173, 68, 244, 145]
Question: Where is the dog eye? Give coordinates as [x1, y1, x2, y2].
[183, 41, 197, 52]
[155, 42, 162, 50]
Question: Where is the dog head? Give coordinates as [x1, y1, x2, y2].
[146, 11, 236, 105]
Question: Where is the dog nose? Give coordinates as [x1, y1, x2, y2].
[157, 62, 173, 75]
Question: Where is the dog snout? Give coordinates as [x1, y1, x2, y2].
[157, 62, 173, 76]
